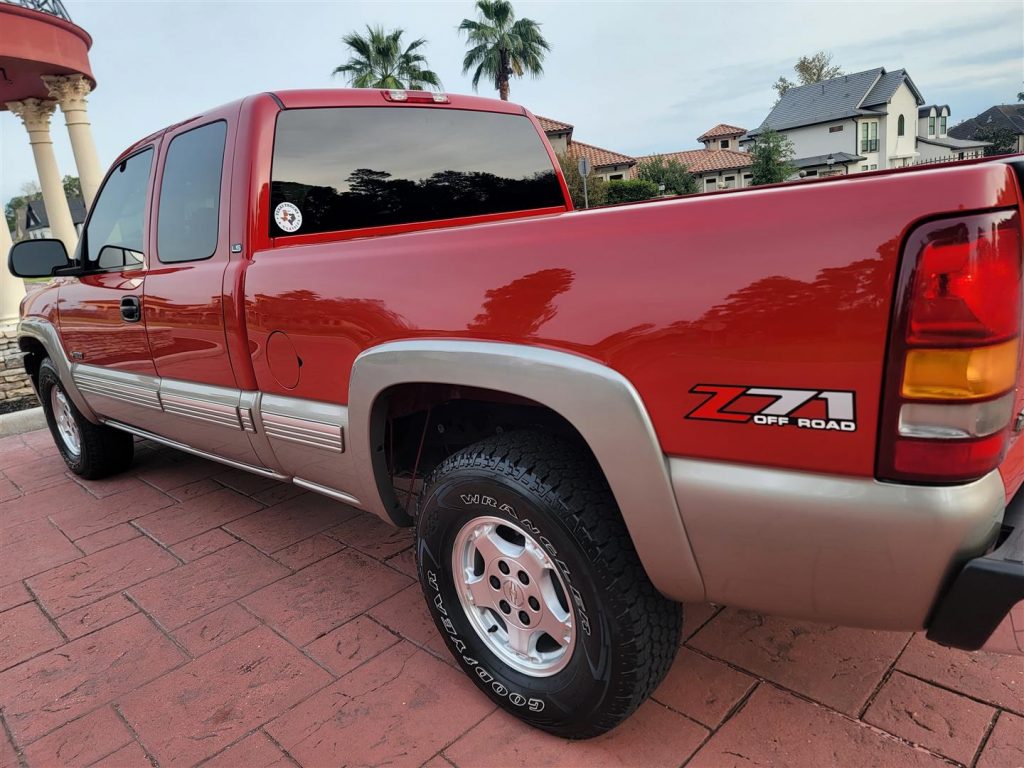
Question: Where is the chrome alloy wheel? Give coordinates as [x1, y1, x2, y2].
[452, 515, 576, 677]
[50, 386, 81, 457]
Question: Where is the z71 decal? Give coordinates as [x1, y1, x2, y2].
[687, 385, 857, 432]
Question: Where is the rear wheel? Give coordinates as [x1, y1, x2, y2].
[415, 430, 681, 738]
[38, 358, 134, 479]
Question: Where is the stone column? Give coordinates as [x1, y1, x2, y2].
[6, 99, 78, 255]
[0, 218, 25, 321]
[43, 74, 102, 208]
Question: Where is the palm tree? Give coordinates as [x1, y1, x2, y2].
[459, 0, 549, 101]
[332, 26, 441, 91]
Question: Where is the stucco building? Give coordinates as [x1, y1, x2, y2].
[743, 67, 988, 176]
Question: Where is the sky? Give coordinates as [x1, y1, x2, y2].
[1, 0, 1022, 204]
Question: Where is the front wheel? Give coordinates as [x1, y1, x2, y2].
[415, 431, 682, 739]
[38, 358, 134, 479]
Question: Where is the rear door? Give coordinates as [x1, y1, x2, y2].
[142, 113, 268, 467]
[59, 146, 164, 430]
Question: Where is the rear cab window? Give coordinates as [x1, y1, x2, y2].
[269, 107, 565, 238]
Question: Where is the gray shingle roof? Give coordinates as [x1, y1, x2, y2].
[917, 135, 990, 150]
[918, 104, 950, 118]
[748, 67, 924, 138]
[949, 105, 1024, 140]
[22, 196, 87, 230]
[863, 69, 923, 107]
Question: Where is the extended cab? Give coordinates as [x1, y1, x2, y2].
[8, 88, 1024, 738]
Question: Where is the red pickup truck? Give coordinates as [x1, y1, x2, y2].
[8, 88, 1024, 738]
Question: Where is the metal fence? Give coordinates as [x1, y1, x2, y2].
[1, 0, 72, 21]
[910, 153, 984, 167]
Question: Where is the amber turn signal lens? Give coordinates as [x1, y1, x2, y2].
[902, 339, 1019, 400]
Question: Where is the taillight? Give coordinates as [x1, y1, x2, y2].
[878, 210, 1022, 484]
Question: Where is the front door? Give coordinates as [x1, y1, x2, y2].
[58, 146, 163, 430]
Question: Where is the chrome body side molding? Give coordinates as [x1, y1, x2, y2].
[259, 394, 357, 503]
[669, 457, 1005, 630]
[74, 366, 162, 411]
[348, 339, 706, 603]
[261, 411, 344, 453]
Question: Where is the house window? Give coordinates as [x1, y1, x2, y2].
[719, 139, 730, 149]
[940, 116, 947, 135]
[861, 165, 869, 171]
[959, 152, 965, 160]
[929, 116, 936, 136]
[705, 178, 717, 189]
[829, 125, 843, 133]
[897, 115, 905, 136]
[723, 176, 736, 189]
[870, 164, 877, 170]
[608, 174, 624, 180]
[860, 122, 878, 153]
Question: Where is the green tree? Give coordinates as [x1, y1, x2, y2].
[976, 126, 1018, 156]
[749, 129, 796, 185]
[635, 157, 698, 195]
[556, 152, 606, 209]
[459, 0, 549, 101]
[62, 175, 81, 198]
[605, 179, 659, 205]
[332, 26, 441, 90]
[773, 51, 843, 101]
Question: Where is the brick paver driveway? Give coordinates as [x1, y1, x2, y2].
[1, 428, 1022, 768]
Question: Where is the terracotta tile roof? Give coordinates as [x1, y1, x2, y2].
[698, 123, 747, 141]
[634, 148, 753, 175]
[536, 115, 573, 134]
[569, 141, 636, 169]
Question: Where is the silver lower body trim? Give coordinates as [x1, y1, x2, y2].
[104, 419, 289, 481]
[670, 457, 1005, 630]
[292, 477, 361, 507]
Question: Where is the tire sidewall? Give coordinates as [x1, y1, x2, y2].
[38, 360, 85, 474]
[417, 468, 619, 732]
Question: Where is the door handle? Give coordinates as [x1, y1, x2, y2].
[120, 296, 142, 323]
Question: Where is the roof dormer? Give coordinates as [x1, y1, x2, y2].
[698, 123, 746, 150]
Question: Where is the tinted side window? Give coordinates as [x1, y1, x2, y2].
[84, 148, 153, 270]
[157, 121, 227, 263]
[270, 108, 565, 237]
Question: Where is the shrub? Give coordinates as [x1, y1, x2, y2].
[604, 179, 660, 204]
[634, 157, 698, 195]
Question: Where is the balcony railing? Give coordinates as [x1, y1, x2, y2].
[1, 0, 72, 21]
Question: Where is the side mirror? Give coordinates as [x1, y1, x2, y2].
[8, 238, 72, 278]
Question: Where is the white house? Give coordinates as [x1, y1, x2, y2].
[743, 68, 988, 176]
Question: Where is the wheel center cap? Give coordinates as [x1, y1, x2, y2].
[502, 579, 524, 608]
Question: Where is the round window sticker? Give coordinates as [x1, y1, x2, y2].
[274, 202, 302, 234]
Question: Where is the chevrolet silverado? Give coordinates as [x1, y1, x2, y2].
[7, 88, 1024, 738]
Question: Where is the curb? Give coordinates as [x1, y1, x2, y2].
[0, 406, 46, 438]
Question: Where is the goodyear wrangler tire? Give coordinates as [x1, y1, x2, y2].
[415, 430, 682, 738]
[38, 358, 134, 480]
